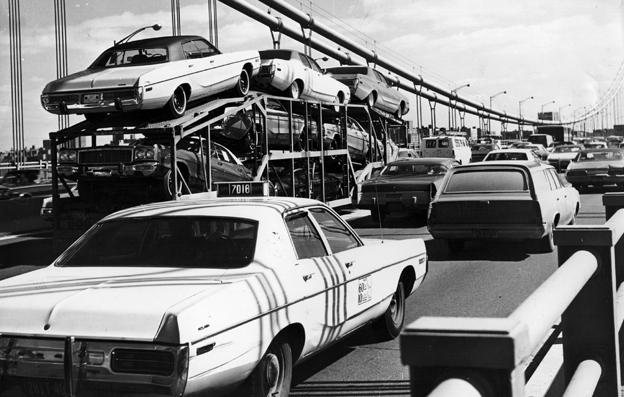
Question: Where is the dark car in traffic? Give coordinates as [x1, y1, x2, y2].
[565, 148, 624, 189]
[357, 158, 459, 221]
[470, 143, 500, 162]
[0, 169, 74, 200]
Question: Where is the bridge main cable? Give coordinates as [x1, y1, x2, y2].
[219, 0, 529, 124]
[252, 0, 539, 125]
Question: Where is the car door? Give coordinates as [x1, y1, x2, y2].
[540, 169, 566, 226]
[546, 168, 572, 223]
[307, 56, 334, 100]
[284, 210, 346, 349]
[297, 53, 315, 98]
[307, 206, 385, 335]
[374, 70, 399, 111]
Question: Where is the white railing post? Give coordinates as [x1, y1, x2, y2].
[554, 224, 621, 396]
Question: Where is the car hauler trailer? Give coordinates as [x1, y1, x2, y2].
[48, 92, 399, 251]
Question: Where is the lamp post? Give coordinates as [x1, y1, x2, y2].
[518, 96, 534, 138]
[541, 100, 556, 113]
[449, 83, 470, 130]
[488, 90, 507, 133]
[558, 103, 571, 122]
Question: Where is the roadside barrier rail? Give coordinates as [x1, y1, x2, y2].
[400, 192, 624, 397]
[0, 160, 50, 171]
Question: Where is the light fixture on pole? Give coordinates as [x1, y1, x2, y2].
[488, 90, 507, 133]
[449, 83, 470, 130]
[115, 24, 162, 46]
[518, 96, 534, 138]
[540, 100, 556, 113]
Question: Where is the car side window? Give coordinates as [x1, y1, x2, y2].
[298, 53, 312, 68]
[309, 207, 360, 253]
[193, 39, 219, 57]
[182, 41, 202, 59]
[285, 212, 327, 259]
[308, 57, 323, 73]
[546, 169, 562, 189]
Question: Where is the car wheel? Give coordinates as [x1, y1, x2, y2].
[288, 81, 301, 99]
[367, 92, 376, 107]
[163, 167, 190, 199]
[167, 86, 187, 118]
[248, 340, 293, 397]
[537, 228, 555, 253]
[373, 281, 406, 340]
[235, 68, 251, 97]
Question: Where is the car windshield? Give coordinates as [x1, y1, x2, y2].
[445, 170, 528, 192]
[259, 50, 293, 60]
[326, 66, 369, 75]
[381, 163, 447, 176]
[90, 47, 168, 68]
[578, 150, 623, 162]
[55, 217, 258, 268]
[485, 152, 528, 161]
[553, 146, 581, 153]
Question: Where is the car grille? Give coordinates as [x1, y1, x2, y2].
[79, 149, 133, 164]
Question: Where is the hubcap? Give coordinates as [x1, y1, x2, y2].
[173, 89, 185, 113]
[239, 72, 249, 93]
[264, 353, 280, 390]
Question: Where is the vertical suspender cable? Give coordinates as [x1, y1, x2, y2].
[9, 0, 25, 164]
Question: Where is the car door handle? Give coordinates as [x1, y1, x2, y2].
[188, 64, 194, 67]
[345, 261, 355, 269]
[210, 60, 215, 63]
[302, 273, 315, 282]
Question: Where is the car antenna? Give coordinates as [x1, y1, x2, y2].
[114, 24, 162, 46]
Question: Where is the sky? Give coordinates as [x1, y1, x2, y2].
[1, 0, 623, 150]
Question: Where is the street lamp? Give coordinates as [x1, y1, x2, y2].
[449, 83, 470, 130]
[518, 96, 534, 138]
[558, 103, 571, 122]
[488, 90, 507, 133]
[115, 24, 162, 46]
[541, 100, 556, 113]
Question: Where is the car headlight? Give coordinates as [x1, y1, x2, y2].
[59, 149, 77, 162]
[41, 95, 50, 105]
[134, 147, 155, 160]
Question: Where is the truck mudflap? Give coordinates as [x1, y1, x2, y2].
[0, 335, 188, 397]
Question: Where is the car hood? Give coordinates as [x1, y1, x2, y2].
[0, 266, 254, 342]
[568, 160, 624, 170]
[42, 65, 160, 93]
[548, 153, 578, 161]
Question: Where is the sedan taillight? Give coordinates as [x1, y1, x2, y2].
[111, 349, 175, 376]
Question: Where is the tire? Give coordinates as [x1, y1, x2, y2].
[163, 167, 189, 199]
[234, 68, 251, 97]
[373, 281, 406, 340]
[248, 340, 293, 397]
[367, 92, 376, 107]
[167, 86, 187, 118]
[537, 228, 555, 253]
[288, 81, 301, 99]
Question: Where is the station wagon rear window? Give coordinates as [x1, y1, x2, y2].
[56, 217, 258, 268]
[444, 170, 528, 192]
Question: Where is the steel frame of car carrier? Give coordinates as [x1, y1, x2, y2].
[48, 92, 402, 248]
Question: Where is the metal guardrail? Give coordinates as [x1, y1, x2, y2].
[400, 192, 624, 397]
[0, 160, 50, 171]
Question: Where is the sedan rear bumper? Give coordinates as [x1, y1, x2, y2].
[428, 223, 546, 240]
[358, 191, 431, 212]
[566, 174, 624, 185]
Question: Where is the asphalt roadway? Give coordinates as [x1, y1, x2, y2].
[0, 188, 610, 397]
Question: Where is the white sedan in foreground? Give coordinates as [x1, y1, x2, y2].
[0, 197, 427, 397]
[256, 49, 351, 104]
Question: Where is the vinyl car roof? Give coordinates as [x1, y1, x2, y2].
[387, 157, 455, 166]
[111, 35, 207, 50]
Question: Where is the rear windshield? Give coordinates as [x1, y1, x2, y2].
[578, 150, 623, 161]
[381, 163, 447, 176]
[485, 152, 529, 161]
[259, 50, 293, 60]
[444, 170, 528, 192]
[56, 217, 258, 268]
[553, 146, 581, 153]
[90, 47, 168, 68]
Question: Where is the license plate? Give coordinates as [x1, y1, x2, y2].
[82, 93, 102, 104]
[215, 181, 269, 197]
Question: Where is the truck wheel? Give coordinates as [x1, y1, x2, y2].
[373, 281, 406, 340]
[167, 86, 187, 118]
[248, 340, 293, 397]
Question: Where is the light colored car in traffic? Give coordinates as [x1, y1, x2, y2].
[325, 65, 409, 118]
[256, 49, 351, 104]
[483, 148, 543, 163]
[41, 35, 260, 119]
[0, 197, 427, 397]
[546, 144, 584, 172]
[421, 135, 471, 165]
[428, 161, 580, 252]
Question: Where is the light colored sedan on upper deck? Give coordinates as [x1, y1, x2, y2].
[0, 196, 427, 397]
[41, 35, 260, 119]
[256, 49, 351, 105]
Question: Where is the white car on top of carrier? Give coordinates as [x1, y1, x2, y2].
[256, 49, 351, 105]
[0, 195, 427, 397]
